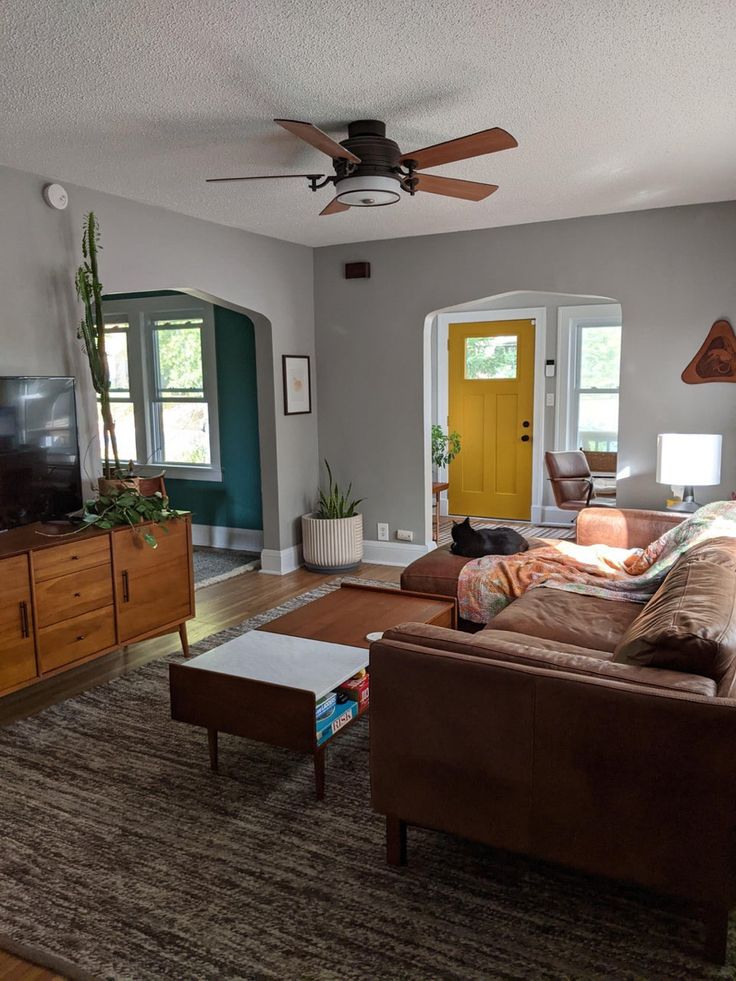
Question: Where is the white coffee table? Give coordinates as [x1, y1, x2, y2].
[169, 630, 368, 799]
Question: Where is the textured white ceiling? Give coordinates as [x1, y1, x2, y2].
[2, 1, 735, 247]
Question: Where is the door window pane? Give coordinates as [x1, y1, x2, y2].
[465, 335, 517, 379]
[156, 402, 210, 464]
[577, 393, 619, 452]
[153, 321, 204, 396]
[579, 326, 621, 389]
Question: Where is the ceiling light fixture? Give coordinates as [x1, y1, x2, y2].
[334, 175, 401, 207]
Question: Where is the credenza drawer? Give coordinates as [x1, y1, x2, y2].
[38, 606, 116, 673]
[35, 565, 114, 628]
[33, 536, 111, 582]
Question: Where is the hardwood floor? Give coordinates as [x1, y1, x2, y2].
[0, 561, 402, 978]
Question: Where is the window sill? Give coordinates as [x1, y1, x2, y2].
[134, 463, 223, 483]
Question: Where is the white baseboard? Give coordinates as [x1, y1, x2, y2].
[533, 505, 577, 527]
[260, 544, 303, 575]
[362, 540, 436, 567]
[192, 524, 264, 552]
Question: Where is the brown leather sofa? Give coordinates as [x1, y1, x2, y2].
[371, 508, 736, 963]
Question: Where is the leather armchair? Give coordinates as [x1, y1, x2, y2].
[545, 450, 616, 511]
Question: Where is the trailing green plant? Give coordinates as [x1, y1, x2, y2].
[81, 488, 183, 548]
[75, 212, 121, 478]
[431, 425, 462, 469]
[316, 460, 363, 519]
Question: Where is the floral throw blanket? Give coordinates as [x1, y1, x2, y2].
[457, 500, 736, 624]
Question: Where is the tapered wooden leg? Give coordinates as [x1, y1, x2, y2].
[179, 622, 190, 657]
[704, 904, 729, 964]
[314, 747, 326, 800]
[207, 728, 218, 771]
[386, 815, 407, 866]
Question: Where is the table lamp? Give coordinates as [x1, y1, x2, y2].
[656, 433, 722, 512]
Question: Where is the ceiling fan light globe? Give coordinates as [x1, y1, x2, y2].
[334, 175, 401, 207]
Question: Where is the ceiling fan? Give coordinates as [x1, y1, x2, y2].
[207, 118, 518, 216]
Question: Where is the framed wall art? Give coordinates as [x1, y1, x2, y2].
[282, 355, 312, 414]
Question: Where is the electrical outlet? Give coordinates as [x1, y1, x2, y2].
[377, 522, 389, 541]
[546, 392, 555, 407]
[396, 529, 414, 542]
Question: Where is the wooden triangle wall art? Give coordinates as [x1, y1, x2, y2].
[682, 319, 736, 384]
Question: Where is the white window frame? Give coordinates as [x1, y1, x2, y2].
[555, 304, 622, 458]
[100, 295, 222, 482]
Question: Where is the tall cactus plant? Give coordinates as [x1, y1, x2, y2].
[75, 212, 120, 477]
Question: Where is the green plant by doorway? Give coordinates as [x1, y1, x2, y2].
[316, 460, 363, 519]
[431, 425, 462, 469]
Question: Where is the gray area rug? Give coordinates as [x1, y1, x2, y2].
[0, 580, 732, 981]
[193, 545, 260, 588]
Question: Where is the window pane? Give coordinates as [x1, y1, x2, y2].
[465, 335, 517, 379]
[153, 322, 204, 395]
[577, 393, 619, 452]
[105, 327, 130, 396]
[156, 402, 210, 464]
[97, 401, 137, 463]
[579, 325, 621, 389]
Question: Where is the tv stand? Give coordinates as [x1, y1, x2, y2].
[0, 515, 193, 697]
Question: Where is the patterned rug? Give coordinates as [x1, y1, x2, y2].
[0, 580, 732, 981]
[436, 516, 575, 548]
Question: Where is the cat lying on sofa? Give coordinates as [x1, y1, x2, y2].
[450, 517, 529, 558]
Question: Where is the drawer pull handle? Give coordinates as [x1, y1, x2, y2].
[71, 554, 79, 561]
[122, 570, 130, 603]
[77, 634, 85, 641]
[74, 592, 81, 598]
[19, 601, 30, 639]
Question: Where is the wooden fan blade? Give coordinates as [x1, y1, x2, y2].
[320, 197, 350, 216]
[275, 119, 361, 163]
[401, 127, 517, 169]
[206, 173, 324, 183]
[414, 173, 498, 201]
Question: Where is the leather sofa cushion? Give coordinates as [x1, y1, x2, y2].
[489, 588, 642, 652]
[400, 538, 546, 599]
[613, 542, 736, 684]
[380, 622, 717, 697]
[575, 507, 685, 549]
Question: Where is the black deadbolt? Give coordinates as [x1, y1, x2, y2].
[522, 420, 530, 428]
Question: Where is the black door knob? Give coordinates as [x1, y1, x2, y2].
[521, 434, 530, 442]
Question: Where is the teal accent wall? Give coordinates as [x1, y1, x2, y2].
[105, 291, 262, 531]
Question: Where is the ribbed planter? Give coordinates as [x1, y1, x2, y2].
[301, 513, 364, 573]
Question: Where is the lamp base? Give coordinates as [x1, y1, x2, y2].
[667, 486, 700, 513]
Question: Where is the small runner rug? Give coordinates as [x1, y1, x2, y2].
[0, 581, 731, 981]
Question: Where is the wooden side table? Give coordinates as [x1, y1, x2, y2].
[432, 481, 449, 542]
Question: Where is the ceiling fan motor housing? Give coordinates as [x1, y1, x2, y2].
[334, 119, 403, 206]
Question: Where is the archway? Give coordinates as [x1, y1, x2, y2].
[422, 290, 621, 545]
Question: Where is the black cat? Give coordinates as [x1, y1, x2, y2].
[450, 516, 529, 558]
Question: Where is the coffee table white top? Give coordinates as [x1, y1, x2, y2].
[181, 629, 368, 700]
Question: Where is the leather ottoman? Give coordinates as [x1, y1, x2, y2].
[401, 539, 546, 629]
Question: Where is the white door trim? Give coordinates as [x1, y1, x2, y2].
[436, 307, 547, 523]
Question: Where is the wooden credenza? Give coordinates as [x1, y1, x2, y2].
[0, 515, 193, 697]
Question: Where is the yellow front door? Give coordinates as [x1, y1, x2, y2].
[448, 319, 535, 520]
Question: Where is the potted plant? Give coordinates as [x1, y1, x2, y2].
[431, 424, 462, 475]
[302, 461, 364, 573]
[75, 212, 165, 498]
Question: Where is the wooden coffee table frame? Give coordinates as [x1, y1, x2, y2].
[169, 583, 457, 799]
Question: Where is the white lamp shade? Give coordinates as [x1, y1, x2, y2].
[656, 433, 722, 486]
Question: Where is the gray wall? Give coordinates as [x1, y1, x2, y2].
[0, 164, 317, 550]
[314, 202, 736, 545]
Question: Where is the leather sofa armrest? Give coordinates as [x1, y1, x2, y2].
[575, 507, 686, 549]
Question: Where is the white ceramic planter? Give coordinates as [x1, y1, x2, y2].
[301, 513, 364, 573]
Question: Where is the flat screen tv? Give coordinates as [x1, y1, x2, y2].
[0, 376, 83, 531]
